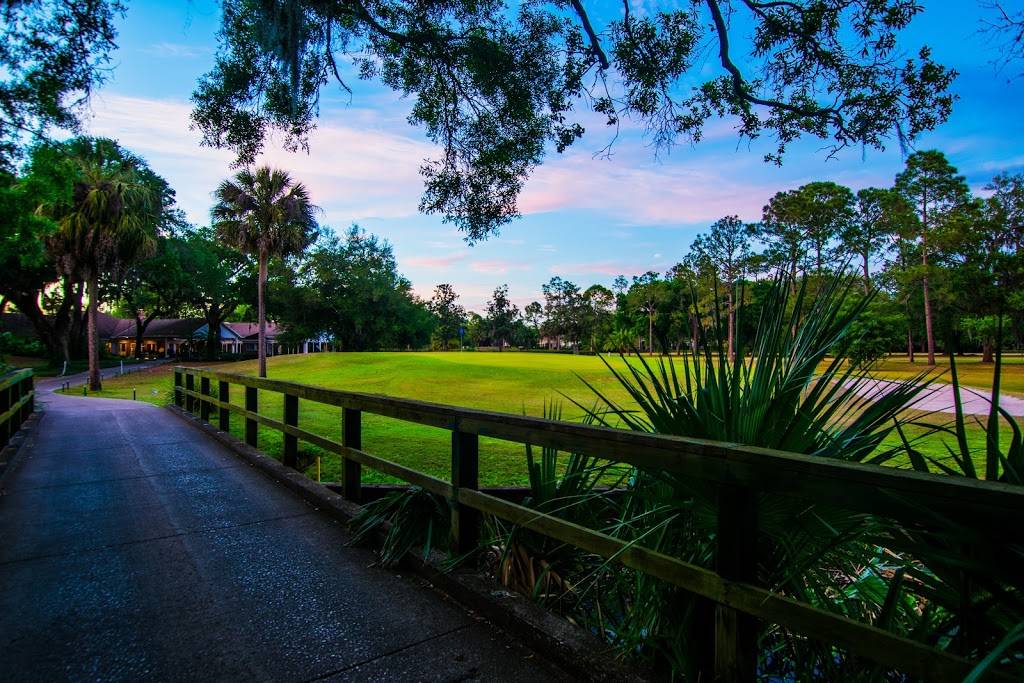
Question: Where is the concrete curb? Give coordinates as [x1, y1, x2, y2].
[0, 410, 44, 493]
[165, 404, 645, 682]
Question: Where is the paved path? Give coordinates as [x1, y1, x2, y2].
[35, 358, 169, 393]
[844, 378, 1024, 417]
[0, 390, 565, 681]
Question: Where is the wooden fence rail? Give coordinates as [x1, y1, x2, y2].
[174, 365, 1022, 682]
[0, 369, 34, 450]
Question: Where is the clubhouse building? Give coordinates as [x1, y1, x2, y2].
[1, 312, 331, 359]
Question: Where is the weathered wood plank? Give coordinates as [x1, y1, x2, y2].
[451, 429, 480, 554]
[173, 370, 183, 408]
[714, 485, 758, 682]
[200, 377, 211, 422]
[179, 388, 452, 497]
[283, 394, 299, 469]
[342, 408, 362, 503]
[218, 381, 230, 431]
[245, 386, 258, 447]
[0, 369, 31, 393]
[0, 390, 32, 433]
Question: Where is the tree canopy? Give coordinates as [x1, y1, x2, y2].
[0, 0, 123, 168]
[192, 0, 956, 241]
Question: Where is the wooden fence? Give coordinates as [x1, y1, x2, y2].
[174, 365, 1024, 682]
[0, 369, 33, 449]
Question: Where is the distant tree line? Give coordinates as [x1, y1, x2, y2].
[461, 150, 1022, 366]
[3, 141, 1021, 374]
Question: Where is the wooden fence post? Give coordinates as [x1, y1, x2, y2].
[342, 408, 362, 502]
[450, 428, 480, 554]
[0, 381, 10, 447]
[23, 375, 33, 418]
[174, 369, 183, 407]
[185, 373, 195, 413]
[283, 394, 298, 468]
[12, 378, 22, 431]
[200, 376, 211, 422]
[245, 387, 258, 447]
[218, 380, 229, 431]
[714, 484, 759, 682]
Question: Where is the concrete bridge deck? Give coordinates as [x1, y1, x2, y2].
[0, 386, 565, 681]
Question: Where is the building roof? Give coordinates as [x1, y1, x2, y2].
[97, 313, 134, 339]
[110, 318, 206, 340]
[1, 311, 134, 339]
[223, 321, 282, 340]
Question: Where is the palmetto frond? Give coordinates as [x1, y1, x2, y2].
[211, 165, 319, 258]
[40, 142, 160, 278]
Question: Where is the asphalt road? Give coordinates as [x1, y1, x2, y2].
[0, 389, 565, 681]
[34, 358, 169, 393]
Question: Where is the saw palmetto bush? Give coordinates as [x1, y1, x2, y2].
[348, 486, 450, 568]
[561, 274, 1004, 678]
[484, 403, 629, 608]
[894, 337, 1024, 678]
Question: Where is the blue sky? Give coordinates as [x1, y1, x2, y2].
[81, 0, 1024, 311]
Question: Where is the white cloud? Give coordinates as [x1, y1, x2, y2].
[404, 253, 467, 270]
[83, 93, 437, 226]
[141, 42, 212, 59]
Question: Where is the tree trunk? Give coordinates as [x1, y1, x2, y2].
[134, 313, 145, 360]
[982, 340, 994, 364]
[727, 289, 735, 362]
[648, 310, 654, 357]
[690, 313, 698, 354]
[922, 249, 936, 366]
[87, 272, 102, 391]
[920, 194, 936, 366]
[67, 279, 84, 362]
[258, 252, 268, 378]
[862, 252, 871, 294]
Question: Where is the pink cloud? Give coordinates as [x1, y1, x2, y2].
[404, 253, 467, 270]
[518, 152, 772, 225]
[470, 259, 531, 274]
[84, 93, 437, 224]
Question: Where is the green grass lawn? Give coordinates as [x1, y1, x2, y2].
[64, 351, 1023, 486]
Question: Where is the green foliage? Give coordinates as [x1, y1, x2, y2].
[484, 284, 518, 349]
[761, 181, 856, 277]
[844, 297, 905, 368]
[193, 0, 954, 240]
[349, 487, 450, 568]
[428, 284, 466, 350]
[561, 274, 955, 675]
[34, 137, 168, 388]
[212, 167, 319, 261]
[0, 332, 45, 358]
[213, 165, 319, 375]
[269, 225, 433, 350]
[0, 1, 123, 167]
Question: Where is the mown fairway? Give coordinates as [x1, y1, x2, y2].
[66, 351, 1024, 485]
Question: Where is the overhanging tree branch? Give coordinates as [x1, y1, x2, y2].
[569, 0, 610, 69]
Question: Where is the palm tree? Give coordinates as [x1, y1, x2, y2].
[41, 139, 159, 391]
[211, 167, 318, 377]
